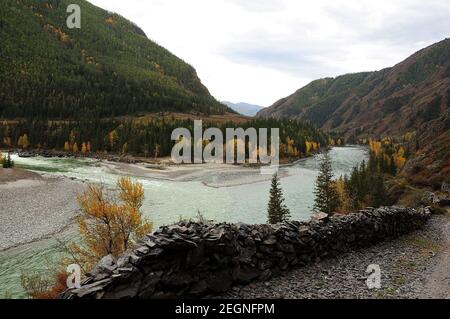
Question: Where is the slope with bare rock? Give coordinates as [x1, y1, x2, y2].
[258, 38, 450, 186]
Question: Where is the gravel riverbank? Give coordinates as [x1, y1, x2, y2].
[0, 168, 42, 184]
[0, 173, 84, 251]
[220, 213, 450, 299]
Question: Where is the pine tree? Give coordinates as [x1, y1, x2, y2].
[370, 173, 386, 207]
[7, 153, 13, 168]
[2, 152, 14, 168]
[313, 150, 340, 215]
[267, 173, 291, 224]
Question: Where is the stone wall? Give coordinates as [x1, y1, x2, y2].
[60, 206, 431, 299]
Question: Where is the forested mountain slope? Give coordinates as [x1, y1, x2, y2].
[258, 39, 450, 140]
[0, 0, 231, 118]
[258, 39, 449, 186]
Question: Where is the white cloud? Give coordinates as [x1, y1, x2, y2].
[87, 0, 450, 106]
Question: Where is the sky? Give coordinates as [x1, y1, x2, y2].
[87, 0, 450, 107]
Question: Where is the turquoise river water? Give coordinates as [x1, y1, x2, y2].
[0, 146, 367, 298]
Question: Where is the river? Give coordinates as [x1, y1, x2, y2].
[0, 146, 367, 298]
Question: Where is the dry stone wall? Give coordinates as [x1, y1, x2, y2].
[60, 206, 431, 299]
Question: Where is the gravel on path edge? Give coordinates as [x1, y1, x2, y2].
[218, 214, 450, 299]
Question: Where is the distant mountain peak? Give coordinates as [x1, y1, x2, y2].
[223, 101, 263, 116]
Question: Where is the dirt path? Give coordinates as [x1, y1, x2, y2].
[419, 208, 450, 299]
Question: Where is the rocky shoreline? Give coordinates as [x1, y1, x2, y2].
[0, 168, 42, 184]
[0, 174, 84, 251]
[9, 149, 139, 164]
[7, 146, 327, 167]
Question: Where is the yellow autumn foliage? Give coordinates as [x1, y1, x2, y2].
[393, 146, 406, 169]
[109, 130, 119, 149]
[369, 140, 382, 157]
[17, 134, 29, 149]
[305, 141, 312, 154]
[334, 178, 351, 214]
[67, 177, 152, 272]
[328, 138, 335, 146]
[81, 142, 87, 154]
[72, 142, 78, 153]
[306, 140, 319, 154]
[286, 137, 296, 157]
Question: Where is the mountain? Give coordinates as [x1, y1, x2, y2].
[258, 39, 449, 138]
[0, 0, 232, 119]
[258, 39, 450, 186]
[401, 108, 450, 187]
[223, 101, 263, 116]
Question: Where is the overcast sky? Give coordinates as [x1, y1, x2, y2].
[88, 0, 449, 106]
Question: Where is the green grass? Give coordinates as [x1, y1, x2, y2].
[378, 234, 443, 298]
[405, 234, 442, 253]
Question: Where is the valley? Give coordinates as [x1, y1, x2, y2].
[0, 0, 448, 302]
[0, 147, 367, 298]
